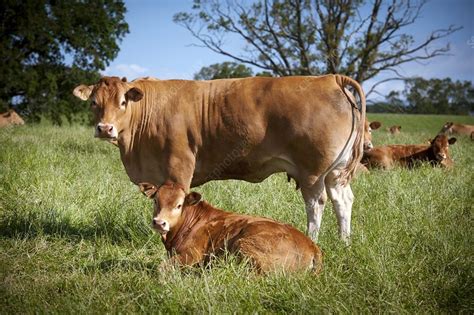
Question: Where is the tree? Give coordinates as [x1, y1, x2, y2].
[174, 0, 460, 96]
[0, 0, 129, 124]
[367, 77, 473, 114]
[404, 77, 473, 115]
[194, 62, 254, 80]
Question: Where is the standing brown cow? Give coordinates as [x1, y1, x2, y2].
[0, 109, 25, 128]
[73, 75, 366, 243]
[140, 182, 323, 274]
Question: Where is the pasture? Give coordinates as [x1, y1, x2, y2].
[1, 113, 473, 313]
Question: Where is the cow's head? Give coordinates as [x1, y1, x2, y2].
[430, 134, 456, 164]
[139, 182, 201, 236]
[2, 109, 25, 125]
[364, 120, 382, 151]
[440, 122, 454, 134]
[389, 125, 401, 134]
[73, 76, 143, 140]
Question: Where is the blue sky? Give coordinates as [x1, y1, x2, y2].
[103, 0, 474, 100]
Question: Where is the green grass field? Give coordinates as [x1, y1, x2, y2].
[1, 114, 473, 313]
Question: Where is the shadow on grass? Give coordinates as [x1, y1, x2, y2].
[0, 211, 151, 244]
[82, 258, 162, 274]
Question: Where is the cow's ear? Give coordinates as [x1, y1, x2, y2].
[125, 87, 143, 102]
[185, 192, 201, 206]
[73, 85, 93, 101]
[448, 137, 457, 145]
[370, 121, 382, 130]
[139, 182, 158, 199]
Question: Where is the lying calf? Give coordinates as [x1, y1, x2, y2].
[140, 182, 323, 274]
[361, 134, 456, 169]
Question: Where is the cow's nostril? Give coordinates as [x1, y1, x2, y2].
[108, 126, 113, 132]
[152, 218, 157, 226]
[97, 125, 102, 132]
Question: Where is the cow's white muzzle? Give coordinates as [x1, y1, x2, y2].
[95, 123, 118, 139]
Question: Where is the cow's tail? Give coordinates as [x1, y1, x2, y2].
[334, 75, 366, 185]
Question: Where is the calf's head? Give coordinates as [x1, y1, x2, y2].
[389, 125, 401, 134]
[2, 110, 25, 126]
[430, 134, 456, 164]
[364, 120, 382, 150]
[440, 122, 454, 134]
[73, 77, 143, 140]
[139, 182, 201, 235]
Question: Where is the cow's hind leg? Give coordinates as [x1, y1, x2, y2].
[301, 178, 327, 242]
[325, 170, 354, 245]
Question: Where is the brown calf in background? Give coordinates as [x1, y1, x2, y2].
[440, 122, 474, 137]
[0, 109, 24, 128]
[361, 134, 456, 169]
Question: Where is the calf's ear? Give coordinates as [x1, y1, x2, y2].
[370, 121, 382, 130]
[125, 87, 143, 102]
[139, 182, 158, 199]
[73, 85, 93, 101]
[185, 192, 202, 206]
[448, 137, 457, 145]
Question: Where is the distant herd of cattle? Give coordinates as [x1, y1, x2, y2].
[2, 75, 473, 273]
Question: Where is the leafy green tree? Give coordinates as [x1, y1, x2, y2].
[0, 0, 129, 124]
[194, 62, 254, 80]
[404, 77, 473, 115]
[368, 77, 473, 115]
[175, 0, 460, 96]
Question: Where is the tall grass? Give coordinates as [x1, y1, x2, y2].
[1, 114, 473, 313]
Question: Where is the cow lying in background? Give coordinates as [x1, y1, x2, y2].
[0, 109, 24, 128]
[440, 122, 474, 137]
[388, 125, 401, 135]
[140, 182, 323, 274]
[361, 134, 456, 169]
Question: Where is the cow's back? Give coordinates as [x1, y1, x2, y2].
[453, 124, 474, 135]
[227, 219, 322, 273]
[169, 202, 322, 273]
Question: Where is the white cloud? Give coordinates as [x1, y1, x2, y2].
[101, 64, 149, 80]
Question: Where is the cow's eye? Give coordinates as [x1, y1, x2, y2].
[176, 204, 182, 209]
[121, 100, 126, 107]
[91, 100, 97, 107]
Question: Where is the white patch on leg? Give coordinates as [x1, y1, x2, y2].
[302, 180, 327, 242]
[326, 173, 354, 245]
